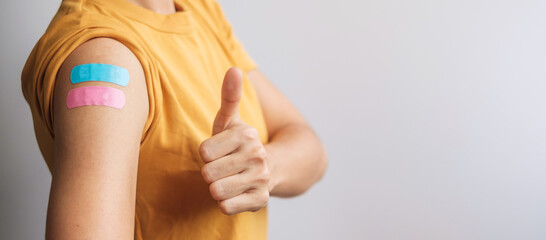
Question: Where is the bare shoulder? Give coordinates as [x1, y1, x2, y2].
[59, 38, 144, 76]
[53, 37, 148, 138]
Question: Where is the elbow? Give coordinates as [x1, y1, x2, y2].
[295, 134, 329, 196]
[274, 147, 328, 198]
[316, 147, 328, 182]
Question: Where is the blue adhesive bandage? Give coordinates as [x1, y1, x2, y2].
[70, 63, 129, 87]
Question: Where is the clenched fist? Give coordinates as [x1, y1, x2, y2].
[199, 67, 270, 215]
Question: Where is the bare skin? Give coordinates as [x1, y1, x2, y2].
[126, 0, 176, 14]
[200, 68, 328, 215]
[48, 38, 148, 240]
[46, 0, 327, 238]
[247, 69, 328, 197]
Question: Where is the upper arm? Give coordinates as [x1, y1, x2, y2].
[246, 69, 307, 137]
[47, 38, 148, 239]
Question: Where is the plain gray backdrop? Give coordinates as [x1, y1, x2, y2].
[2, 0, 545, 239]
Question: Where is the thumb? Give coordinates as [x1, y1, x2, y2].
[212, 67, 243, 135]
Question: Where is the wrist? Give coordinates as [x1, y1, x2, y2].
[264, 144, 281, 194]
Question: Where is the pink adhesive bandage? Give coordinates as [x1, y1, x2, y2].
[66, 86, 125, 109]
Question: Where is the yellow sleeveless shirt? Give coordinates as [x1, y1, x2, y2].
[21, 0, 269, 239]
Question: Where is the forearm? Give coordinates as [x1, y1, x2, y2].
[266, 123, 328, 197]
[245, 68, 327, 197]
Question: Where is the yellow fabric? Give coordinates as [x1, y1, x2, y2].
[21, 0, 269, 239]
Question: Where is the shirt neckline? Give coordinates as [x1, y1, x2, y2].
[86, 0, 193, 34]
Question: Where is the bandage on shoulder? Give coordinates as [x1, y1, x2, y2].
[66, 86, 126, 109]
[70, 63, 129, 86]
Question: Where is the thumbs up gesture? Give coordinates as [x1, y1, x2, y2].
[199, 67, 270, 215]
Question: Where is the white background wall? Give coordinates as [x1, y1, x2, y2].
[2, 0, 545, 239]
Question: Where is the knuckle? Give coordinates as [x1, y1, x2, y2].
[261, 194, 270, 207]
[259, 190, 270, 204]
[241, 127, 259, 141]
[253, 146, 267, 160]
[219, 201, 237, 215]
[258, 147, 267, 159]
[201, 165, 214, 183]
[251, 204, 265, 212]
[261, 167, 271, 180]
[255, 169, 270, 185]
[251, 192, 269, 212]
[248, 152, 267, 167]
[209, 183, 225, 200]
[199, 141, 211, 161]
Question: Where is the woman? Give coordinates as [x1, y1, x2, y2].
[22, 0, 327, 239]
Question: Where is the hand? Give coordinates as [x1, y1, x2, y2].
[199, 67, 270, 215]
